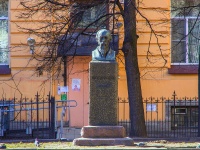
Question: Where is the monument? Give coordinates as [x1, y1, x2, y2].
[73, 29, 134, 146]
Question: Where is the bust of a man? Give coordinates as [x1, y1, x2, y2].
[92, 29, 115, 61]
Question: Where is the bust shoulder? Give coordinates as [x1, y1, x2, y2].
[92, 48, 115, 61]
[106, 49, 115, 60]
[92, 48, 100, 61]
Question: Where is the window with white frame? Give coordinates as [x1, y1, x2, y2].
[0, 0, 8, 64]
[171, 0, 200, 64]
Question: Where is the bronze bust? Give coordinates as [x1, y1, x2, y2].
[92, 29, 115, 61]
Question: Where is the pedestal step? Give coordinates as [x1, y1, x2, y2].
[73, 137, 134, 146]
[81, 126, 125, 138]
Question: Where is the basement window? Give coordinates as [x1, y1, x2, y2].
[171, 106, 198, 129]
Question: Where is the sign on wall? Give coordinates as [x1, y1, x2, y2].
[146, 103, 157, 112]
[57, 85, 68, 95]
[72, 79, 81, 91]
[60, 86, 68, 93]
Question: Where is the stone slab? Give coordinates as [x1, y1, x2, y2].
[81, 126, 126, 138]
[56, 128, 81, 140]
[89, 61, 118, 126]
[73, 137, 134, 146]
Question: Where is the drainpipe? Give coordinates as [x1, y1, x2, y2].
[63, 56, 67, 86]
[198, 48, 200, 137]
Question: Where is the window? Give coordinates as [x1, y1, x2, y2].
[78, 4, 107, 29]
[175, 108, 187, 114]
[0, 0, 8, 64]
[171, 0, 200, 64]
[71, 3, 107, 29]
[171, 106, 198, 129]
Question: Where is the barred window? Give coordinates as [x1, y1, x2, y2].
[0, 0, 8, 64]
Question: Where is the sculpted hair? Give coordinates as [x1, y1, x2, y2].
[96, 29, 112, 41]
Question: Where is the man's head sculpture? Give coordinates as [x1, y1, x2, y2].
[96, 29, 112, 53]
[92, 29, 115, 61]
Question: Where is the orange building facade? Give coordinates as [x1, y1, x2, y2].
[0, 0, 199, 129]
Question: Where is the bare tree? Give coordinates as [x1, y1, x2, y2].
[14, 0, 173, 137]
[121, 0, 146, 137]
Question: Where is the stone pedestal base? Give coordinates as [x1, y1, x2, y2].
[81, 126, 126, 138]
[73, 126, 134, 146]
[73, 137, 134, 146]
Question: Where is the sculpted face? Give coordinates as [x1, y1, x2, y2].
[92, 29, 115, 61]
[96, 29, 112, 54]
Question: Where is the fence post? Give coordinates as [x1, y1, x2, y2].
[117, 97, 119, 122]
[48, 94, 51, 129]
[36, 92, 39, 134]
[173, 91, 176, 137]
[31, 98, 33, 137]
[50, 96, 55, 139]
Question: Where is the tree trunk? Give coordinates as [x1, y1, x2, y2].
[122, 0, 147, 137]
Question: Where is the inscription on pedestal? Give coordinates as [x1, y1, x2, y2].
[89, 61, 118, 126]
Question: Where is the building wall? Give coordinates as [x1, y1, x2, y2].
[0, 0, 51, 99]
[0, 0, 198, 127]
[117, 0, 198, 121]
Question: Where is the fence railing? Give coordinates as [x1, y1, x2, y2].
[118, 91, 199, 138]
[0, 91, 198, 139]
[0, 92, 55, 139]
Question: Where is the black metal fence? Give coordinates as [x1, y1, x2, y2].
[0, 93, 55, 139]
[118, 91, 199, 138]
[0, 91, 198, 139]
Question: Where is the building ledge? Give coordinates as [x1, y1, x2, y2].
[0, 65, 11, 75]
[168, 65, 198, 74]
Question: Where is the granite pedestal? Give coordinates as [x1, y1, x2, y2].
[73, 61, 134, 146]
[89, 61, 118, 125]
